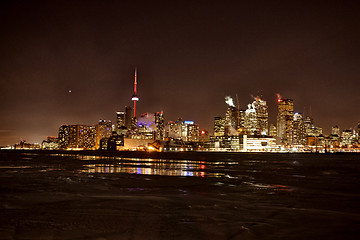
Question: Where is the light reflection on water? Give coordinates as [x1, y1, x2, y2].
[78, 158, 225, 178]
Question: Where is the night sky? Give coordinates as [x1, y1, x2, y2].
[1, 1, 359, 145]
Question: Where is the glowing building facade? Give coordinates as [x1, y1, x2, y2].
[225, 106, 238, 135]
[292, 113, 306, 145]
[96, 120, 112, 149]
[116, 111, 125, 134]
[269, 124, 277, 137]
[155, 111, 165, 140]
[277, 98, 294, 145]
[244, 105, 257, 134]
[58, 125, 97, 150]
[214, 116, 225, 137]
[253, 98, 268, 135]
[332, 125, 340, 136]
[186, 123, 200, 142]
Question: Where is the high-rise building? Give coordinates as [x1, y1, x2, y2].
[252, 98, 268, 135]
[244, 104, 257, 134]
[186, 123, 199, 142]
[125, 106, 132, 129]
[304, 116, 314, 136]
[116, 111, 125, 134]
[225, 106, 238, 135]
[96, 120, 112, 149]
[58, 125, 70, 149]
[238, 110, 245, 129]
[292, 113, 306, 145]
[341, 130, 353, 146]
[277, 98, 294, 144]
[214, 116, 226, 137]
[155, 111, 165, 140]
[78, 125, 97, 149]
[269, 124, 277, 137]
[332, 125, 340, 136]
[58, 125, 96, 149]
[243, 98, 268, 135]
[58, 125, 78, 149]
[166, 119, 185, 140]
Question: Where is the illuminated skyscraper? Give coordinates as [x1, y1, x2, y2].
[269, 124, 277, 137]
[58, 125, 70, 149]
[214, 116, 225, 137]
[58, 125, 96, 149]
[166, 118, 185, 140]
[244, 104, 257, 134]
[243, 98, 268, 135]
[225, 106, 238, 135]
[186, 123, 200, 142]
[78, 125, 97, 149]
[277, 98, 294, 144]
[341, 130, 353, 146]
[253, 98, 268, 135]
[292, 113, 306, 145]
[96, 120, 112, 149]
[304, 116, 314, 136]
[155, 111, 165, 140]
[116, 111, 125, 134]
[332, 125, 340, 136]
[238, 110, 245, 129]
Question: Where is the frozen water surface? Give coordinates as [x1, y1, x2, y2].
[0, 151, 359, 239]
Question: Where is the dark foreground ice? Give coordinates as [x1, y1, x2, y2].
[0, 150, 360, 240]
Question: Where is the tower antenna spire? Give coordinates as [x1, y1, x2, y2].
[131, 68, 139, 118]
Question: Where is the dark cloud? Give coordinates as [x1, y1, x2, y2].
[0, 1, 359, 145]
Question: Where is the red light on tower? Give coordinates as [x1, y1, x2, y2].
[201, 130, 206, 135]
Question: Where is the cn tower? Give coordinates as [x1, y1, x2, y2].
[131, 68, 139, 118]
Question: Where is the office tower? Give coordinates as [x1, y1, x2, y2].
[131, 68, 139, 118]
[214, 116, 225, 137]
[96, 120, 112, 149]
[244, 104, 257, 134]
[58, 125, 70, 149]
[358, 122, 360, 140]
[186, 123, 200, 142]
[269, 124, 277, 137]
[277, 98, 294, 144]
[165, 121, 176, 139]
[155, 111, 165, 140]
[116, 111, 125, 134]
[225, 106, 238, 135]
[166, 118, 185, 140]
[341, 130, 352, 146]
[125, 106, 132, 129]
[332, 125, 340, 136]
[304, 116, 314, 136]
[292, 113, 306, 145]
[58, 125, 96, 149]
[253, 98, 269, 135]
[238, 110, 245, 128]
[78, 125, 97, 149]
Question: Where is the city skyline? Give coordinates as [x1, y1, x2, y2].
[1, 1, 360, 145]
